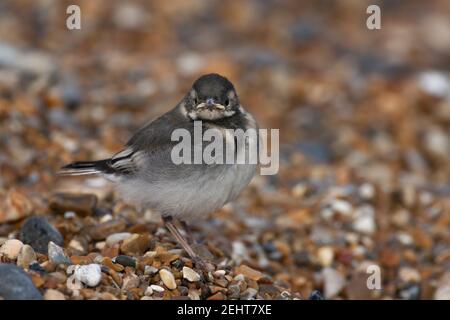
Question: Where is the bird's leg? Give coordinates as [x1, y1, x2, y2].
[162, 216, 206, 270]
[180, 220, 196, 244]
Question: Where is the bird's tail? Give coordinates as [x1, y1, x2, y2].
[58, 159, 111, 176]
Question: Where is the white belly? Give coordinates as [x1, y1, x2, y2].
[117, 162, 256, 220]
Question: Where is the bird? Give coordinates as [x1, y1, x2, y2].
[60, 73, 258, 268]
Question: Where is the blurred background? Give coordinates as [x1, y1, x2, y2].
[0, 0, 449, 300]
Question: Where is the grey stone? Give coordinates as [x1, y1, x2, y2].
[20, 216, 64, 254]
[0, 264, 42, 300]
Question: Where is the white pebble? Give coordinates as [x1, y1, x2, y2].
[353, 206, 376, 234]
[399, 267, 421, 283]
[418, 71, 450, 98]
[144, 286, 153, 296]
[159, 269, 177, 290]
[359, 183, 375, 199]
[105, 232, 132, 246]
[317, 246, 334, 267]
[322, 267, 345, 298]
[99, 214, 112, 223]
[213, 270, 226, 277]
[331, 200, 353, 216]
[396, 232, 413, 245]
[95, 241, 106, 250]
[0, 239, 23, 260]
[150, 284, 165, 292]
[73, 264, 102, 287]
[64, 211, 76, 219]
[232, 241, 249, 263]
[182, 266, 201, 282]
[68, 239, 85, 253]
[188, 289, 201, 300]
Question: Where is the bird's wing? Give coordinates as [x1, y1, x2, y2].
[109, 107, 190, 176]
[108, 147, 145, 175]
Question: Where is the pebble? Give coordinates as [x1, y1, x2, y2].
[120, 233, 150, 255]
[159, 269, 177, 290]
[398, 284, 421, 300]
[95, 241, 106, 250]
[144, 265, 159, 275]
[17, 244, 37, 269]
[0, 264, 42, 300]
[68, 238, 86, 255]
[44, 289, 66, 300]
[0, 190, 32, 224]
[102, 257, 124, 272]
[240, 287, 258, 300]
[434, 271, 450, 300]
[144, 286, 153, 296]
[171, 259, 184, 269]
[359, 183, 375, 199]
[113, 255, 136, 268]
[214, 270, 227, 277]
[227, 283, 241, 299]
[0, 239, 23, 260]
[49, 192, 97, 217]
[392, 209, 410, 227]
[322, 267, 345, 299]
[64, 211, 76, 219]
[108, 268, 122, 287]
[48, 241, 71, 265]
[352, 206, 376, 234]
[396, 232, 413, 245]
[399, 267, 421, 283]
[105, 232, 133, 246]
[331, 199, 353, 216]
[309, 290, 325, 300]
[232, 241, 250, 263]
[20, 216, 64, 254]
[418, 71, 450, 98]
[122, 273, 140, 290]
[150, 284, 165, 293]
[424, 127, 450, 158]
[0, 42, 54, 75]
[317, 246, 334, 267]
[88, 219, 127, 241]
[70, 264, 103, 287]
[235, 265, 263, 281]
[182, 266, 201, 282]
[188, 289, 201, 300]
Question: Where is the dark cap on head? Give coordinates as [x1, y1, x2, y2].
[192, 73, 235, 103]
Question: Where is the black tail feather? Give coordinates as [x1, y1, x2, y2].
[59, 159, 111, 176]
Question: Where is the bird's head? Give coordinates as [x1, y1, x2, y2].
[184, 73, 240, 121]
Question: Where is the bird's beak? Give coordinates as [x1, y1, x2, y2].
[196, 98, 225, 110]
[205, 98, 215, 107]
